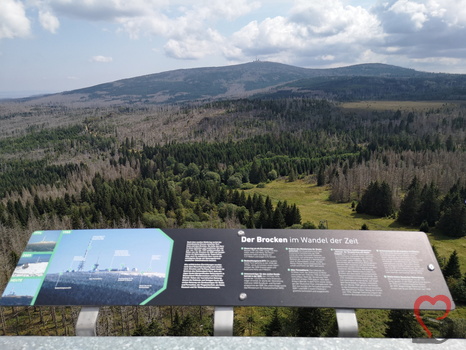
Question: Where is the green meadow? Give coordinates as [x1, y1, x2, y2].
[244, 178, 466, 270]
[244, 178, 466, 332]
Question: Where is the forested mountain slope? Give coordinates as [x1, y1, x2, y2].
[0, 78, 465, 336]
[11, 61, 466, 105]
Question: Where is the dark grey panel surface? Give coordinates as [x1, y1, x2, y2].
[0, 229, 454, 310]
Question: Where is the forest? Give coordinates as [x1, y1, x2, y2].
[0, 97, 465, 337]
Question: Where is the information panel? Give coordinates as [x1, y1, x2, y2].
[0, 229, 454, 310]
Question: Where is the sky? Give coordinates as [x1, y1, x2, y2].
[2, 0, 466, 97]
[45, 229, 172, 275]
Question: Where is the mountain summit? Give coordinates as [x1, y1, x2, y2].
[17, 62, 466, 105]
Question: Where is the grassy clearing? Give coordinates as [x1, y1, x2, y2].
[244, 178, 466, 268]
[339, 100, 458, 112]
[244, 178, 466, 329]
[245, 179, 408, 231]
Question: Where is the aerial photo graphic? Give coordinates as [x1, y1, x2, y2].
[34, 229, 173, 306]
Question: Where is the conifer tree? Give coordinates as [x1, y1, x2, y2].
[258, 207, 269, 228]
[249, 159, 264, 184]
[443, 250, 462, 280]
[398, 177, 421, 226]
[263, 308, 282, 336]
[317, 167, 325, 186]
[357, 181, 393, 217]
[239, 191, 246, 207]
[294, 308, 327, 337]
[246, 207, 255, 228]
[384, 310, 424, 338]
[245, 195, 253, 210]
[288, 167, 297, 182]
[417, 183, 440, 226]
[437, 199, 466, 237]
[272, 205, 286, 228]
[132, 324, 147, 336]
[167, 311, 182, 336]
[264, 196, 273, 212]
[377, 181, 394, 217]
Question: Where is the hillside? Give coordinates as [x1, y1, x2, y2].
[275, 75, 466, 101]
[0, 63, 465, 337]
[13, 61, 466, 105]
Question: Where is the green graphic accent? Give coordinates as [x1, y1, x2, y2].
[140, 228, 174, 305]
[30, 230, 67, 305]
[21, 251, 52, 258]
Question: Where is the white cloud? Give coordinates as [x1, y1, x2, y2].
[291, 0, 384, 43]
[164, 28, 224, 60]
[388, 0, 428, 30]
[437, 0, 466, 27]
[227, 0, 384, 66]
[111, 1, 261, 59]
[5, 0, 466, 74]
[90, 55, 113, 63]
[199, 0, 261, 21]
[44, 0, 259, 29]
[223, 0, 466, 71]
[382, 0, 466, 29]
[0, 0, 31, 39]
[39, 10, 60, 33]
[116, 0, 260, 39]
[321, 55, 336, 61]
[411, 56, 462, 65]
[229, 17, 303, 56]
[376, 0, 466, 32]
[374, 0, 466, 59]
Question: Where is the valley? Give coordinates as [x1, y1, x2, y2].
[0, 62, 465, 337]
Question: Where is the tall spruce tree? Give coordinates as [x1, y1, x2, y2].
[417, 183, 440, 226]
[294, 308, 327, 337]
[263, 308, 282, 336]
[167, 311, 182, 336]
[357, 181, 394, 217]
[377, 181, 394, 217]
[384, 310, 424, 338]
[317, 167, 325, 186]
[437, 199, 466, 237]
[272, 205, 286, 228]
[398, 177, 421, 226]
[443, 250, 462, 280]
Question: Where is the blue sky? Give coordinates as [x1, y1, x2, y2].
[45, 229, 173, 275]
[2, 0, 466, 97]
[27, 230, 61, 244]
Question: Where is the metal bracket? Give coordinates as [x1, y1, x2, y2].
[214, 306, 234, 336]
[336, 309, 358, 337]
[76, 306, 100, 336]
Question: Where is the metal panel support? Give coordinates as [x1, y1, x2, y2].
[214, 306, 234, 336]
[76, 306, 100, 336]
[336, 309, 358, 337]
